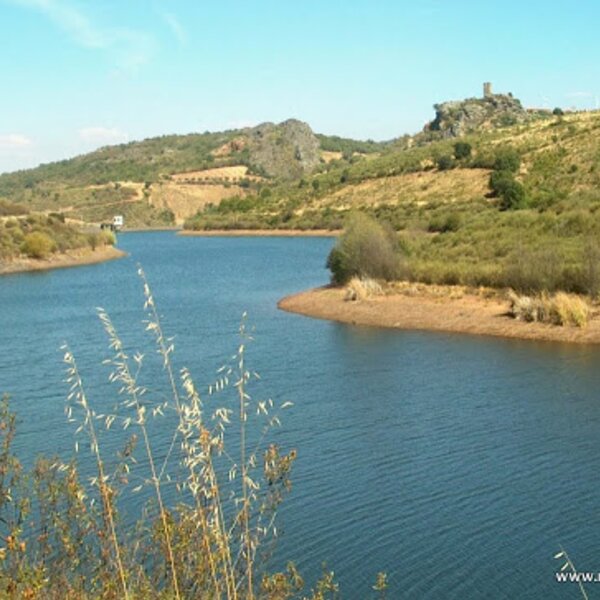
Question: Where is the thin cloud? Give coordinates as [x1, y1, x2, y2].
[8, 0, 156, 70]
[79, 126, 128, 144]
[0, 133, 33, 148]
[162, 12, 187, 46]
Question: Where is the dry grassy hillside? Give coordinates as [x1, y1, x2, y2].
[0, 166, 251, 227]
[310, 169, 490, 210]
[312, 111, 600, 214]
[150, 181, 247, 223]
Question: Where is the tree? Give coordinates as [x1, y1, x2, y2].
[326, 213, 404, 284]
[553, 107, 564, 116]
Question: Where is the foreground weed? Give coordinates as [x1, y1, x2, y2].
[0, 269, 387, 598]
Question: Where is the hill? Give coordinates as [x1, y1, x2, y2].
[185, 106, 600, 294]
[4, 86, 600, 296]
[0, 119, 381, 227]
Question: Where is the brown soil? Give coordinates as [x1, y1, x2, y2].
[278, 285, 600, 344]
[0, 246, 126, 276]
[178, 229, 339, 237]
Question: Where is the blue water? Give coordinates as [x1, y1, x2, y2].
[1, 231, 600, 599]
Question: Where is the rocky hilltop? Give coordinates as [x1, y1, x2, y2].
[426, 92, 532, 138]
[247, 119, 321, 179]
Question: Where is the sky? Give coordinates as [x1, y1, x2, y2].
[1, 0, 599, 174]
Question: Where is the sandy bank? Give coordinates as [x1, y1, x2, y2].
[179, 229, 338, 237]
[278, 285, 600, 345]
[0, 245, 127, 276]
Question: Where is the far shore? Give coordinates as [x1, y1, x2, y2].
[0, 245, 127, 276]
[121, 226, 182, 233]
[178, 229, 339, 237]
[278, 284, 600, 345]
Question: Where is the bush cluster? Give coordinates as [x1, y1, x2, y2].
[21, 231, 56, 258]
[0, 199, 28, 216]
[489, 147, 527, 209]
[0, 213, 116, 261]
[326, 213, 405, 284]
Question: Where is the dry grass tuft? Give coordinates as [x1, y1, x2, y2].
[551, 292, 590, 327]
[508, 290, 590, 327]
[344, 276, 383, 301]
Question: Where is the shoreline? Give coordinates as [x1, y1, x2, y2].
[0, 245, 127, 276]
[121, 226, 181, 233]
[178, 229, 339, 237]
[278, 285, 600, 345]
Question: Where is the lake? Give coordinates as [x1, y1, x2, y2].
[1, 231, 600, 598]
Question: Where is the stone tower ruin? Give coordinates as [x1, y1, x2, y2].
[483, 82, 493, 98]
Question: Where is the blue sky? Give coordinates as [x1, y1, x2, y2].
[1, 0, 599, 173]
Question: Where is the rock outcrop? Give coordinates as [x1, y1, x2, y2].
[426, 93, 530, 138]
[247, 119, 321, 180]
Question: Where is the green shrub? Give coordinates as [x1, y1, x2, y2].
[158, 209, 175, 224]
[436, 155, 455, 171]
[489, 170, 527, 210]
[498, 178, 527, 210]
[453, 142, 472, 160]
[503, 246, 565, 292]
[553, 107, 564, 116]
[20, 231, 56, 258]
[493, 148, 521, 173]
[490, 170, 513, 195]
[326, 212, 405, 284]
[428, 212, 462, 233]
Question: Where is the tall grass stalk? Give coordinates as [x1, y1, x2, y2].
[62, 346, 129, 599]
[138, 266, 238, 598]
[97, 309, 181, 599]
